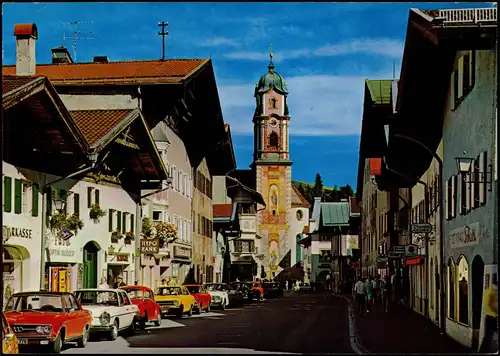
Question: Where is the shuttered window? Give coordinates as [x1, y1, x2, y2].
[95, 189, 100, 205]
[122, 212, 127, 233]
[445, 178, 451, 220]
[32, 183, 39, 217]
[459, 173, 467, 215]
[452, 175, 458, 218]
[73, 193, 80, 217]
[117, 211, 121, 231]
[109, 209, 114, 232]
[87, 187, 93, 208]
[4, 176, 12, 213]
[14, 179, 22, 214]
[479, 151, 487, 205]
[473, 156, 480, 208]
[130, 214, 135, 233]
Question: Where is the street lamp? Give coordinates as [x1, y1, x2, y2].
[455, 156, 474, 174]
[53, 197, 66, 213]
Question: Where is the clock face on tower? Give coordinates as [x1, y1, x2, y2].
[269, 118, 278, 127]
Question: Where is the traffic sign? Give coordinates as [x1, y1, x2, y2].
[411, 223, 433, 234]
[59, 229, 73, 240]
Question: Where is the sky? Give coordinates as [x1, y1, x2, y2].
[2, 2, 494, 189]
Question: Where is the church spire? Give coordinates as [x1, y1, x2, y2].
[268, 43, 275, 72]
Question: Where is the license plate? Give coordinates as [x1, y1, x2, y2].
[18, 339, 28, 345]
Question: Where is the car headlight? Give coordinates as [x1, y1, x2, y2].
[99, 312, 111, 325]
[173, 301, 179, 306]
[36, 325, 52, 334]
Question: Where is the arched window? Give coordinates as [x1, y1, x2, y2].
[269, 97, 277, 109]
[457, 255, 469, 325]
[296, 235, 302, 263]
[447, 257, 456, 320]
[296, 210, 303, 221]
[269, 132, 279, 148]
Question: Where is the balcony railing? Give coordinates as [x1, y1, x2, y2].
[438, 8, 497, 24]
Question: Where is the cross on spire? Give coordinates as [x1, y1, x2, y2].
[268, 43, 275, 72]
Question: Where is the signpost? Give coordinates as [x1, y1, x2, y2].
[411, 223, 433, 234]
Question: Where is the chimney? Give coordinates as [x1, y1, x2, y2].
[14, 24, 38, 76]
[93, 56, 109, 63]
[51, 46, 73, 64]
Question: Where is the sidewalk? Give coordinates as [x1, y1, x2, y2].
[353, 298, 474, 354]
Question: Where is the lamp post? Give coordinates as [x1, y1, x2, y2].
[384, 125, 445, 334]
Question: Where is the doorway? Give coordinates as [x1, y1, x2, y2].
[83, 241, 100, 288]
[471, 255, 485, 350]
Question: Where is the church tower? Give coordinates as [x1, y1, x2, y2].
[252, 49, 292, 278]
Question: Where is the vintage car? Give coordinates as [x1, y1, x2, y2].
[2, 312, 18, 354]
[75, 288, 139, 341]
[230, 282, 253, 303]
[262, 282, 284, 298]
[298, 282, 312, 293]
[204, 283, 230, 310]
[184, 284, 212, 314]
[120, 285, 161, 329]
[226, 283, 244, 307]
[4, 291, 92, 354]
[246, 281, 264, 301]
[154, 285, 196, 318]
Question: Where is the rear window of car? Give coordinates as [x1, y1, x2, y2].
[186, 286, 201, 294]
[156, 287, 182, 296]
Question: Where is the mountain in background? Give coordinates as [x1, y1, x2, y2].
[292, 173, 354, 206]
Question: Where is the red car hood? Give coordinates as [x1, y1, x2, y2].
[6, 311, 68, 325]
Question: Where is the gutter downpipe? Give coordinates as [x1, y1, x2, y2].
[39, 152, 105, 290]
[392, 133, 445, 335]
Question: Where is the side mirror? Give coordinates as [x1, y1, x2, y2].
[6, 333, 15, 341]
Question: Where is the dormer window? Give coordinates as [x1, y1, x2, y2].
[269, 132, 279, 148]
[269, 97, 277, 109]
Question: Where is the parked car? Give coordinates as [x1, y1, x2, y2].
[230, 282, 253, 303]
[299, 282, 312, 293]
[204, 283, 229, 310]
[262, 282, 284, 298]
[225, 283, 244, 307]
[2, 312, 18, 354]
[74, 289, 139, 341]
[120, 285, 162, 329]
[247, 281, 264, 301]
[184, 284, 212, 314]
[4, 291, 92, 354]
[154, 285, 195, 318]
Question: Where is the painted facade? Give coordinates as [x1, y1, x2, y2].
[442, 48, 497, 348]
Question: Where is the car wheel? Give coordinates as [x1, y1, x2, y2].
[108, 319, 119, 341]
[77, 326, 89, 348]
[206, 303, 211, 313]
[187, 305, 193, 317]
[195, 305, 201, 315]
[140, 312, 147, 330]
[154, 312, 162, 327]
[128, 317, 137, 335]
[51, 332, 63, 354]
[176, 305, 184, 319]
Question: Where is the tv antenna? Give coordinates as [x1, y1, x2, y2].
[158, 21, 169, 61]
[62, 21, 95, 62]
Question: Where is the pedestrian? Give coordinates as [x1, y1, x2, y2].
[326, 273, 331, 291]
[113, 276, 126, 289]
[285, 280, 289, 291]
[371, 276, 379, 303]
[365, 276, 373, 313]
[381, 275, 391, 312]
[98, 277, 109, 290]
[353, 277, 366, 317]
[479, 279, 498, 353]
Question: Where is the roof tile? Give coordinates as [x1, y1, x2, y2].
[2, 75, 42, 94]
[70, 109, 133, 146]
[213, 204, 232, 218]
[292, 185, 311, 208]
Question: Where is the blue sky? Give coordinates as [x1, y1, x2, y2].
[2, 2, 493, 188]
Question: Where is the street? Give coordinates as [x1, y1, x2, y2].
[61, 293, 353, 354]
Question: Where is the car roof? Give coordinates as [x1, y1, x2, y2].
[183, 284, 201, 287]
[157, 285, 182, 288]
[75, 288, 122, 292]
[121, 285, 151, 290]
[13, 291, 72, 296]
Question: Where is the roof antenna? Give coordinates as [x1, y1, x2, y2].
[158, 21, 169, 61]
[62, 21, 95, 62]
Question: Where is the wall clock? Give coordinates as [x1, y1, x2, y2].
[269, 118, 278, 127]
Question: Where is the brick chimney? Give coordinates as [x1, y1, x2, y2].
[14, 24, 38, 76]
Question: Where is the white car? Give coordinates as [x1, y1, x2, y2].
[204, 283, 229, 310]
[74, 288, 139, 340]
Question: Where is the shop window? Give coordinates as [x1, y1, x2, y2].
[457, 256, 469, 325]
[447, 257, 456, 320]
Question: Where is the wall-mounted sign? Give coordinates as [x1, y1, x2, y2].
[49, 249, 75, 257]
[411, 223, 432, 234]
[117, 254, 129, 262]
[173, 246, 192, 259]
[376, 255, 388, 264]
[140, 239, 159, 254]
[388, 251, 402, 259]
[405, 244, 419, 258]
[59, 229, 73, 241]
[392, 245, 405, 255]
[3, 225, 32, 240]
[449, 222, 480, 249]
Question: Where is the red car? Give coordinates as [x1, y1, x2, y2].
[4, 291, 92, 354]
[121, 285, 161, 329]
[183, 284, 212, 314]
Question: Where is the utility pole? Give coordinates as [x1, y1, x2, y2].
[158, 21, 169, 61]
[63, 21, 95, 62]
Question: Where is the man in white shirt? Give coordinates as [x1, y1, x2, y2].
[353, 277, 367, 317]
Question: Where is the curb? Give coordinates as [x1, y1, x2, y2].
[333, 294, 370, 355]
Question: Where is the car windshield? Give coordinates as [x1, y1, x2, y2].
[5, 294, 64, 313]
[75, 291, 119, 306]
[206, 284, 224, 291]
[186, 286, 201, 293]
[156, 287, 181, 296]
[124, 289, 143, 298]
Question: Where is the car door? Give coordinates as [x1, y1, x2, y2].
[68, 294, 88, 336]
[120, 291, 136, 327]
[181, 287, 191, 311]
[143, 289, 155, 321]
[62, 295, 78, 339]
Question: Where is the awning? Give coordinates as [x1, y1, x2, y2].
[406, 256, 425, 265]
[3, 244, 30, 261]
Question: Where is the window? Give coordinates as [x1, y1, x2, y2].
[152, 211, 162, 221]
[296, 235, 302, 263]
[269, 97, 277, 109]
[269, 132, 279, 148]
[296, 210, 303, 221]
[457, 256, 469, 325]
[452, 51, 475, 109]
[459, 173, 468, 215]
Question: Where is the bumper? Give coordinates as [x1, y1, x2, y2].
[159, 305, 181, 314]
[17, 336, 53, 346]
[90, 325, 114, 333]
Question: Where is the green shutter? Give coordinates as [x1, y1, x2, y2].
[122, 212, 126, 233]
[3, 176, 12, 212]
[87, 187, 92, 208]
[117, 211, 121, 231]
[14, 179, 22, 214]
[109, 209, 114, 232]
[32, 183, 39, 217]
[130, 214, 135, 234]
[74, 193, 80, 217]
[95, 189, 100, 205]
[47, 188, 53, 216]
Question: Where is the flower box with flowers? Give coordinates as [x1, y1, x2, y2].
[111, 229, 123, 243]
[49, 212, 84, 234]
[89, 204, 106, 221]
[124, 232, 135, 245]
[153, 222, 178, 245]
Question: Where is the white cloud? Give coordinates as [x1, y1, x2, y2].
[199, 37, 240, 47]
[219, 71, 397, 136]
[223, 38, 404, 61]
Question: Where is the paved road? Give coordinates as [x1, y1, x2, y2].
[60, 292, 353, 354]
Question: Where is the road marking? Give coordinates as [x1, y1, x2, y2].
[145, 319, 186, 330]
[189, 312, 225, 319]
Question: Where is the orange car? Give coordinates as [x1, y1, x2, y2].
[5, 291, 92, 354]
[246, 281, 264, 302]
[2, 312, 18, 354]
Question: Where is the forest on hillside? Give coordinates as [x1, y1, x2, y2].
[292, 173, 354, 205]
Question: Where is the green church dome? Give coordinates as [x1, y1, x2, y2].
[255, 56, 288, 96]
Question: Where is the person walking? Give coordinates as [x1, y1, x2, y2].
[353, 277, 366, 317]
[479, 279, 498, 353]
[365, 276, 374, 313]
[381, 275, 391, 312]
[372, 275, 380, 303]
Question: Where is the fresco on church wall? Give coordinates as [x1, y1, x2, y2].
[269, 237, 279, 271]
[269, 184, 279, 212]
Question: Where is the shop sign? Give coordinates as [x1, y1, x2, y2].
[3, 225, 32, 240]
[392, 245, 405, 255]
[376, 255, 388, 264]
[140, 239, 159, 254]
[405, 244, 419, 258]
[173, 246, 192, 259]
[49, 248, 75, 257]
[449, 222, 480, 249]
[117, 254, 129, 262]
[388, 251, 402, 259]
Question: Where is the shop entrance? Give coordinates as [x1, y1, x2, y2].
[2, 245, 29, 301]
[83, 241, 100, 288]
